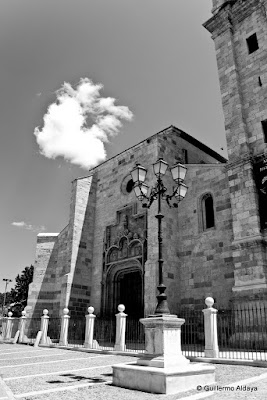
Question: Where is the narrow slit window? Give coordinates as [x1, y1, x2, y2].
[262, 120, 267, 143]
[259, 76, 262, 87]
[182, 149, 188, 164]
[246, 33, 259, 54]
[201, 193, 215, 230]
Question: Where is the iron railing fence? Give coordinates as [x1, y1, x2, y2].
[24, 318, 41, 342]
[178, 309, 205, 357]
[217, 304, 267, 361]
[125, 318, 145, 352]
[94, 316, 116, 350]
[0, 317, 7, 337]
[68, 317, 86, 347]
[11, 318, 20, 338]
[47, 317, 61, 343]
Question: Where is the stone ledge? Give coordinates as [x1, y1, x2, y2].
[113, 362, 215, 394]
[37, 233, 59, 237]
[188, 356, 267, 368]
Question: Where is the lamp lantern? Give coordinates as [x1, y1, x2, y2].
[174, 182, 188, 202]
[153, 158, 168, 177]
[131, 163, 147, 183]
[170, 162, 187, 183]
[134, 182, 149, 201]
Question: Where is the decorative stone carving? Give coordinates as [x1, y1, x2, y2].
[104, 204, 146, 260]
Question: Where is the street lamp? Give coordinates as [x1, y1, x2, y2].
[131, 158, 188, 315]
[2, 279, 12, 316]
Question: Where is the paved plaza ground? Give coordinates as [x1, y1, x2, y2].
[0, 343, 267, 400]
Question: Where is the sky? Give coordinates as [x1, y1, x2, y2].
[0, 0, 227, 294]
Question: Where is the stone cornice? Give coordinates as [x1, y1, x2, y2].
[225, 152, 267, 170]
[203, 7, 233, 37]
[204, 0, 262, 38]
[232, 234, 267, 249]
[225, 154, 253, 171]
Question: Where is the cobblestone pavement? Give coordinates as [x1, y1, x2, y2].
[0, 343, 267, 400]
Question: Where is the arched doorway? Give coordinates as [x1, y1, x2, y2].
[102, 205, 147, 317]
[115, 269, 143, 317]
[103, 261, 144, 317]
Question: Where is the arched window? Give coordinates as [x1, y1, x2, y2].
[201, 193, 215, 230]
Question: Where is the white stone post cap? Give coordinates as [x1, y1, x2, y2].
[63, 308, 69, 315]
[43, 309, 49, 315]
[88, 306, 94, 314]
[21, 310, 27, 316]
[8, 311, 13, 317]
[118, 304, 125, 312]
[205, 297, 214, 308]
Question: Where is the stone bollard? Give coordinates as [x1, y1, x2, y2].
[18, 310, 27, 343]
[40, 309, 49, 345]
[202, 297, 219, 358]
[84, 306, 96, 349]
[59, 308, 70, 346]
[4, 312, 14, 340]
[114, 304, 127, 351]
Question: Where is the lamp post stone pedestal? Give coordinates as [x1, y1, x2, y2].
[113, 314, 215, 394]
[137, 315, 189, 368]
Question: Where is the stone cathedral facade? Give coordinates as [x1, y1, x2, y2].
[26, 0, 267, 318]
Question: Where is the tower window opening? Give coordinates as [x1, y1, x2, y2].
[261, 120, 267, 143]
[201, 193, 215, 230]
[182, 149, 188, 164]
[259, 76, 262, 87]
[246, 33, 259, 54]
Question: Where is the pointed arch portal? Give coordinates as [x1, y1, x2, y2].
[103, 260, 143, 317]
[101, 204, 147, 317]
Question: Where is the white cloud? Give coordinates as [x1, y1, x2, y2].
[11, 221, 46, 232]
[34, 78, 133, 169]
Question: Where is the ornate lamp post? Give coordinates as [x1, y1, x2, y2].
[130, 158, 188, 315]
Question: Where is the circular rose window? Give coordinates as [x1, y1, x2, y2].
[121, 175, 134, 195]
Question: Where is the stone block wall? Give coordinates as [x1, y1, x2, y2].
[175, 164, 234, 310]
[204, 0, 267, 162]
[233, 0, 267, 158]
[89, 136, 159, 315]
[26, 231, 61, 317]
[87, 127, 228, 316]
[27, 175, 97, 318]
[157, 126, 226, 165]
[204, 0, 267, 304]
[64, 175, 97, 316]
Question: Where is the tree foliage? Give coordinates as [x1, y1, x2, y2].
[0, 292, 13, 308]
[0, 265, 34, 316]
[12, 265, 34, 304]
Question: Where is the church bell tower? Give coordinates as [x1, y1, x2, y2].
[204, 0, 267, 303]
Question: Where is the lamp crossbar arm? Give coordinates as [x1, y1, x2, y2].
[142, 180, 167, 209]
